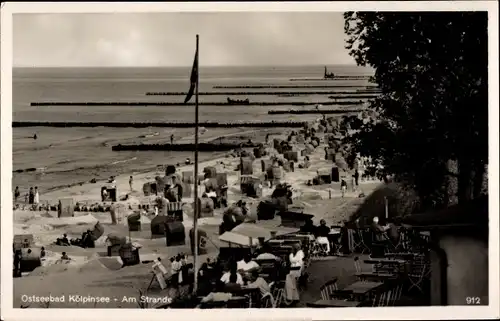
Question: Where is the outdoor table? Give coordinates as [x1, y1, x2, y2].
[365, 259, 408, 274]
[343, 281, 383, 300]
[199, 296, 247, 309]
[364, 259, 407, 265]
[307, 299, 361, 307]
[385, 253, 419, 259]
[228, 287, 261, 307]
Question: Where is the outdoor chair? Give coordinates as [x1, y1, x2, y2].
[352, 228, 371, 254]
[320, 278, 339, 300]
[270, 281, 285, 307]
[261, 289, 278, 308]
[310, 242, 329, 258]
[407, 254, 429, 294]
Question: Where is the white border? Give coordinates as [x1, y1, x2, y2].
[1, 2, 499, 320]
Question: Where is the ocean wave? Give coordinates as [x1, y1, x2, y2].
[109, 157, 138, 165]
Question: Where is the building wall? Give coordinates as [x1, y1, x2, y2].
[440, 234, 489, 305]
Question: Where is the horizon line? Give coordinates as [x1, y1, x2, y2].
[13, 63, 362, 69]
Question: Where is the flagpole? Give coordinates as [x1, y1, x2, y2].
[193, 34, 200, 294]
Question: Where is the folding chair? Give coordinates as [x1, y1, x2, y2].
[353, 256, 362, 273]
[353, 228, 371, 254]
[320, 278, 339, 300]
[271, 281, 285, 307]
[390, 283, 403, 306]
[407, 254, 428, 294]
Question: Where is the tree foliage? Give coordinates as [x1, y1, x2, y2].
[342, 12, 488, 210]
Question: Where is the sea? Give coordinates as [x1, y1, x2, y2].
[12, 64, 374, 194]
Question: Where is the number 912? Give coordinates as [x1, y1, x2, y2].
[466, 297, 481, 305]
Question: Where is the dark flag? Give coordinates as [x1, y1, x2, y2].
[184, 48, 199, 104]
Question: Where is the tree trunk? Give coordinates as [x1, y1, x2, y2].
[445, 159, 459, 206]
[457, 159, 474, 204]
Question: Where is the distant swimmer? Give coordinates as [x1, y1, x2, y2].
[33, 133, 38, 140]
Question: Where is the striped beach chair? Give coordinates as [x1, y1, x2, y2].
[166, 202, 185, 221]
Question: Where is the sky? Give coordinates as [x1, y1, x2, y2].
[13, 12, 354, 67]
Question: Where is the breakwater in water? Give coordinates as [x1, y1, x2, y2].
[212, 85, 378, 89]
[12, 121, 307, 128]
[289, 76, 372, 81]
[145, 91, 380, 97]
[111, 141, 259, 152]
[267, 108, 364, 115]
[30, 101, 367, 107]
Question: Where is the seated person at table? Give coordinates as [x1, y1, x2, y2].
[220, 261, 244, 288]
[315, 219, 331, 254]
[256, 245, 280, 261]
[237, 254, 260, 273]
[285, 244, 304, 305]
[300, 218, 317, 235]
[244, 270, 271, 296]
[371, 216, 390, 242]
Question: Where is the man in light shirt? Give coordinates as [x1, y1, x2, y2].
[237, 254, 260, 273]
[245, 270, 271, 296]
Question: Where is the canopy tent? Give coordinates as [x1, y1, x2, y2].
[219, 231, 259, 247]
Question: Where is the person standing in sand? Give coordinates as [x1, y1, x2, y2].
[28, 187, 34, 205]
[129, 176, 133, 191]
[340, 179, 347, 197]
[34, 187, 40, 205]
[14, 186, 20, 203]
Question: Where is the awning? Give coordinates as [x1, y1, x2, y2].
[219, 221, 300, 247]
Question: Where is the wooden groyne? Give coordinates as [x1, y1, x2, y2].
[213, 85, 378, 89]
[12, 121, 307, 128]
[268, 108, 364, 115]
[289, 76, 372, 81]
[30, 101, 367, 107]
[145, 91, 380, 98]
[111, 142, 259, 152]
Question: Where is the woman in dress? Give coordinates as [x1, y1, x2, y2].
[285, 243, 305, 305]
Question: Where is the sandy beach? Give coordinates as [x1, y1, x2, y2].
[13, 122, 382, 308]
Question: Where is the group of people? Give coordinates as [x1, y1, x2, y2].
[169, 253, 194, 288]
[197, 241, 307, 307]
[198, 254, 272, 305]
[13, 186, 40, 205]
[301, 219, 335, 254]
[54, 230, 95, 248]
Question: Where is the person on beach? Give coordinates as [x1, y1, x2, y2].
[129, 176, 133, 191]
[110, 176, 117, 189]
[316, 219, 331, 254]
[14, 186, 20, 203]
[340, 179, 347, 197]
[40, 247, 46, 259]
[34, 187, 40, 205]
[61, 252, 71, 261]
[169, 176, 183, 202]
[354, 170, 360, 190]
[28, 187, 34, 205]
[170, 134, 175, 145]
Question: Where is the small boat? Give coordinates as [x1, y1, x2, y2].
[324, 66, 335, 79]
